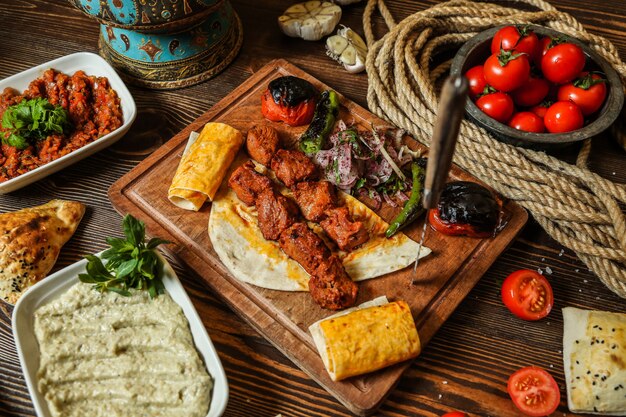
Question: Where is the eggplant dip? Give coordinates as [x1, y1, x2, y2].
[34, 283, 212, 417]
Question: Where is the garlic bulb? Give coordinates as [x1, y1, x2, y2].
[325, 25, 368, 73]
[278, 1, 342, 41]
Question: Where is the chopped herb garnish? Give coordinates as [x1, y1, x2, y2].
[79, 215, 170, 298]
[1, 97, 71, 149]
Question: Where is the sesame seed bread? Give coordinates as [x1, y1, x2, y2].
[562, 307, 626, 415]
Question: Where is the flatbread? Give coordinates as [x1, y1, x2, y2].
[562, 307, 626, 415]
[309, 296, 420, 381]
[169, 123, 244, 211]
[208, 158, 431, 291]
[0, 200, 85, 304]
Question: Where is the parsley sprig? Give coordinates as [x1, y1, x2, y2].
[1, 97, 71, 149]
[79, 215, 170, 298]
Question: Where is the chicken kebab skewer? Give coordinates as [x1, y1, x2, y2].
[228, 160, 357, 310]
[226, 125, 370, 310]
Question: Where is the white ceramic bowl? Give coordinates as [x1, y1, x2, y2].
[0, 52, 136, 194]
[12, 252, 228, 417]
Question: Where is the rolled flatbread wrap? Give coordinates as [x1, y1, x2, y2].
[309, 296, 421, 381]
[169, 122, 244, 211]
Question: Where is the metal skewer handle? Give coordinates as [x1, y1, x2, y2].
[422, 75, 469, 210]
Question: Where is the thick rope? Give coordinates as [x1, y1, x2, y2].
[363, 0, 626, 298]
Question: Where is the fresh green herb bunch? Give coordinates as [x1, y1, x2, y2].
[1, 97, 71, 149]
[79, 215, 170, 298]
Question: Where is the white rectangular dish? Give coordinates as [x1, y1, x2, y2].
[12, 252, 228, 417]
[0, 52, 136, 194]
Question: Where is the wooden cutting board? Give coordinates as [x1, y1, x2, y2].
[109, 59, 528, 416]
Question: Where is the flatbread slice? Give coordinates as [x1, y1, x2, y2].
[562, 307, 626, 415]
[309, 296, 421, 381]
[0, 200, 85, 304]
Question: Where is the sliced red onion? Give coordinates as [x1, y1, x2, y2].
[371, 127, 406, 182]
[383, 191, 398, 207]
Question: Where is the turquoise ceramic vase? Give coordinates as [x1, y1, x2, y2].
[68, 0, 243, 89]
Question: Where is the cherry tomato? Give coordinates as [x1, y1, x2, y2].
[501, 269, 553, 320]
[541, 42, 585, 84]
[484, 51, 530, 92]
[511, 76, 550, 107]
[491, 25, 539, 57]
[544, 101, 584, 133]
[508, 112, 545, 133]
[442, 412, 468, 417]
[557, 72, 607, 116]
[476, 92, 514, 123]
[507, 366, 560, 417]
[529, 102, 552, 118]
[428, 208, 493, 238]
[261, 89, 316, 126]
[465, 65, 488, 100]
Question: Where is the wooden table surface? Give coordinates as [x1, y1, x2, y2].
[0, 1, 624, 416]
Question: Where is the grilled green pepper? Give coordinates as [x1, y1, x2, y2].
[385, 159, 426, 238]
[299, 90, 340, 154]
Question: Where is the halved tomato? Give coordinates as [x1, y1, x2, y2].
[501, 269, 553, 321]
[507, 366, 560, 416]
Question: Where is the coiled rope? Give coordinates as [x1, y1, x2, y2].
[363, 0, 626, 298]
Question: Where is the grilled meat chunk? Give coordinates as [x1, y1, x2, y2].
[271, 149, 318, 187]
[228, 161, 272, 206]
[256, 189, 299, 241]
[321, 207, 369, 252]
[246, 125, 280, 166]
[292, 180, 337, 222]
[309, 256, 358, 310]
[278, 222, 330, 275]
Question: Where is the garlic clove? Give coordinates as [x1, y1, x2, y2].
[326, 35, 349, 56]
[339, 45, 357, 66]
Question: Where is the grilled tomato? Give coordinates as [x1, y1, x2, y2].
[501, 269, 553, 321]
[261, 76, 318, 126]
[429, 181, 501, 238]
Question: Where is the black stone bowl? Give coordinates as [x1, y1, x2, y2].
[450, 25, 624, 150]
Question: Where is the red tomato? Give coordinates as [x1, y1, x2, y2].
[557, 72, 607, 116]
[484, 51, 530, 92]
[544, 101, 584, 133]
[511, 76, 550, 107]
[501, 269, 553, 320]
[491, 25, 539, 57]
[507, 366, 560, 417]
[541, 42, 585, 84]
[508, 112, 545, 133]
[428, 208, 492, 238]
[442, 413, 468, 417]
[261, 89, 316, 126]
[476, 92, 514, 123]
[529, 102, 551, 118]
[465, 65, 487, 100]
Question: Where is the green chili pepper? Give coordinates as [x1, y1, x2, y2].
[385, 161, 426, 238]
[299, 90, 340, 154]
